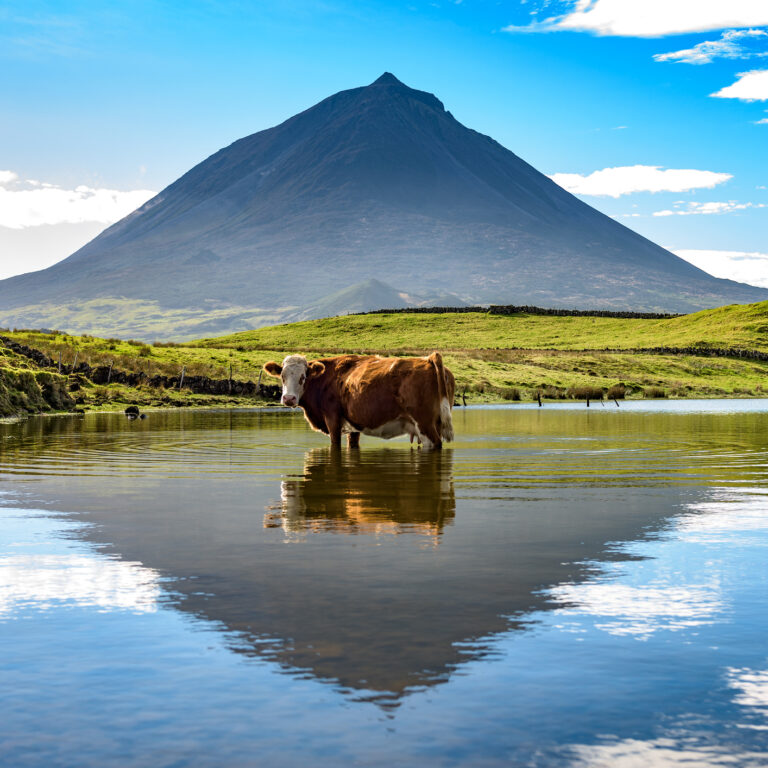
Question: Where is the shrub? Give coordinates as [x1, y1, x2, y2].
[644, 386, 666, 398]
[568, 385, 604, 401]
[138, 344, 153, 357]
[606, 384, 626, 400]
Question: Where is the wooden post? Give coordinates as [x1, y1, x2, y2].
[256, 368, 263, 394]
[107, 361, 113, 384]
[179, 367, 185, 390]
[613, 397, 620, 407]
[461, 389, 467, 407]
[228, 362, 232, 394]
[586, 396, 590, 407]
[537, 390, 542, 407]
[71, 351, 78, 374]
[58, 351, 62, 374]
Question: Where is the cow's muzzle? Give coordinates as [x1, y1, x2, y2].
[282, 395, 298, 407]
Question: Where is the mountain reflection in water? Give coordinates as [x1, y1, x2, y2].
[0, 408, 705, 704]
[3, 406, 768, 767]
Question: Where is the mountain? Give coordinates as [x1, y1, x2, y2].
[1, 72, 765, 339]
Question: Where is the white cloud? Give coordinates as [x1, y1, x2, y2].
[653, 200, 766, 216]
[711, 69, 768, 100]
[549, 165, 732, 198]
[507, 0, 768, 37]
[654, 29, 768, 65]
[673, 249, 768, 288]
[0, 170, 156, 229]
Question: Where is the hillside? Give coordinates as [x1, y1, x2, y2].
[4, 301, 768, 413]
[198, 301, 768, 354]
[0, 73, 765, 340]
[0, 343, 74, 417]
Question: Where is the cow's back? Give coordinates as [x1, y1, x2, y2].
[339, 356, 441, 429]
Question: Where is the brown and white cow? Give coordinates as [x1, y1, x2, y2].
[263, 352, 455, 448]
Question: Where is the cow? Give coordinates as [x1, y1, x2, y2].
[263, 352, 455, 449]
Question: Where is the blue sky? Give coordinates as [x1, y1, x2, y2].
[1, 0, 767, 285]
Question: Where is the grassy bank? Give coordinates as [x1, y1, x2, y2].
[2, 300, 767, 414]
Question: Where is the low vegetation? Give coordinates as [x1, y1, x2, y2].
[1, 299, 767, 416]
[197, 300, 768, 354]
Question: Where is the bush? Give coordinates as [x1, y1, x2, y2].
[644, 386, 666, 398]
[606, 384, 626, 400]
[138, 344, 153, 357]
[568, 385, 604, 401]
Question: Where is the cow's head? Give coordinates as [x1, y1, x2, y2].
[263, 354, 325, 407]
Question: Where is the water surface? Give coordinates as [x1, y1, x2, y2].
[2, 402, 768, 766]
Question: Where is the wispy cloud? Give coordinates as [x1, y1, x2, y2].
[0, 11, 90, 59]
[654, 29, 768, 65]
[653, 201, 765, 216]
[674, 249, 768, 288]
[505, 0, 768, 37]
[548, 165, 732, 198]
[0, 171, 155, 229]
[711, 68, 768, 101]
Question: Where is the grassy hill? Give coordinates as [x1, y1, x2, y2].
[3, 301, 767, 415]
[197, 302, 768, 354]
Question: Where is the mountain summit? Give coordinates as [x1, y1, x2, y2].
[1, 73, 765, 338]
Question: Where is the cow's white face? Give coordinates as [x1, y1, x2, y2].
[263, 355, 325, 407]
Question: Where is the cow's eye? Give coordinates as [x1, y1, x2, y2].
[299, 375, 306, 385]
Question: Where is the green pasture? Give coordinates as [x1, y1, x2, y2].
[3, 300, 768, 414]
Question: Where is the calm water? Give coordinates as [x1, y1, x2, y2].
[2, 402, 768, 767]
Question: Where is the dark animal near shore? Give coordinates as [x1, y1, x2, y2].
[264, 352, 455, 448]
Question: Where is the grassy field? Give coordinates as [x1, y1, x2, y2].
[195, 301, 768, 353]
[2, 300, 767, 415]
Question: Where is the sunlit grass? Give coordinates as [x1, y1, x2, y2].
[4, 300, 768, 411]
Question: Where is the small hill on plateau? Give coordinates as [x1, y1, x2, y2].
[1, 72, 765, 339]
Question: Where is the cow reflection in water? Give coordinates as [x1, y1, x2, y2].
[266, 448, 455, 539]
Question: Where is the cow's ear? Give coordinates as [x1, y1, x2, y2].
[308, 361, 325, 378]
[263, 361, 282, 377]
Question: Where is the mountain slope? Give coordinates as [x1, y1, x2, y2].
[1, 72, 765, 339]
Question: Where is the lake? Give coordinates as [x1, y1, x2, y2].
[2, 401, 768, 767]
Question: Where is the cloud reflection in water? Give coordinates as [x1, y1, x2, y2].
[0, 509, 162, 617]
